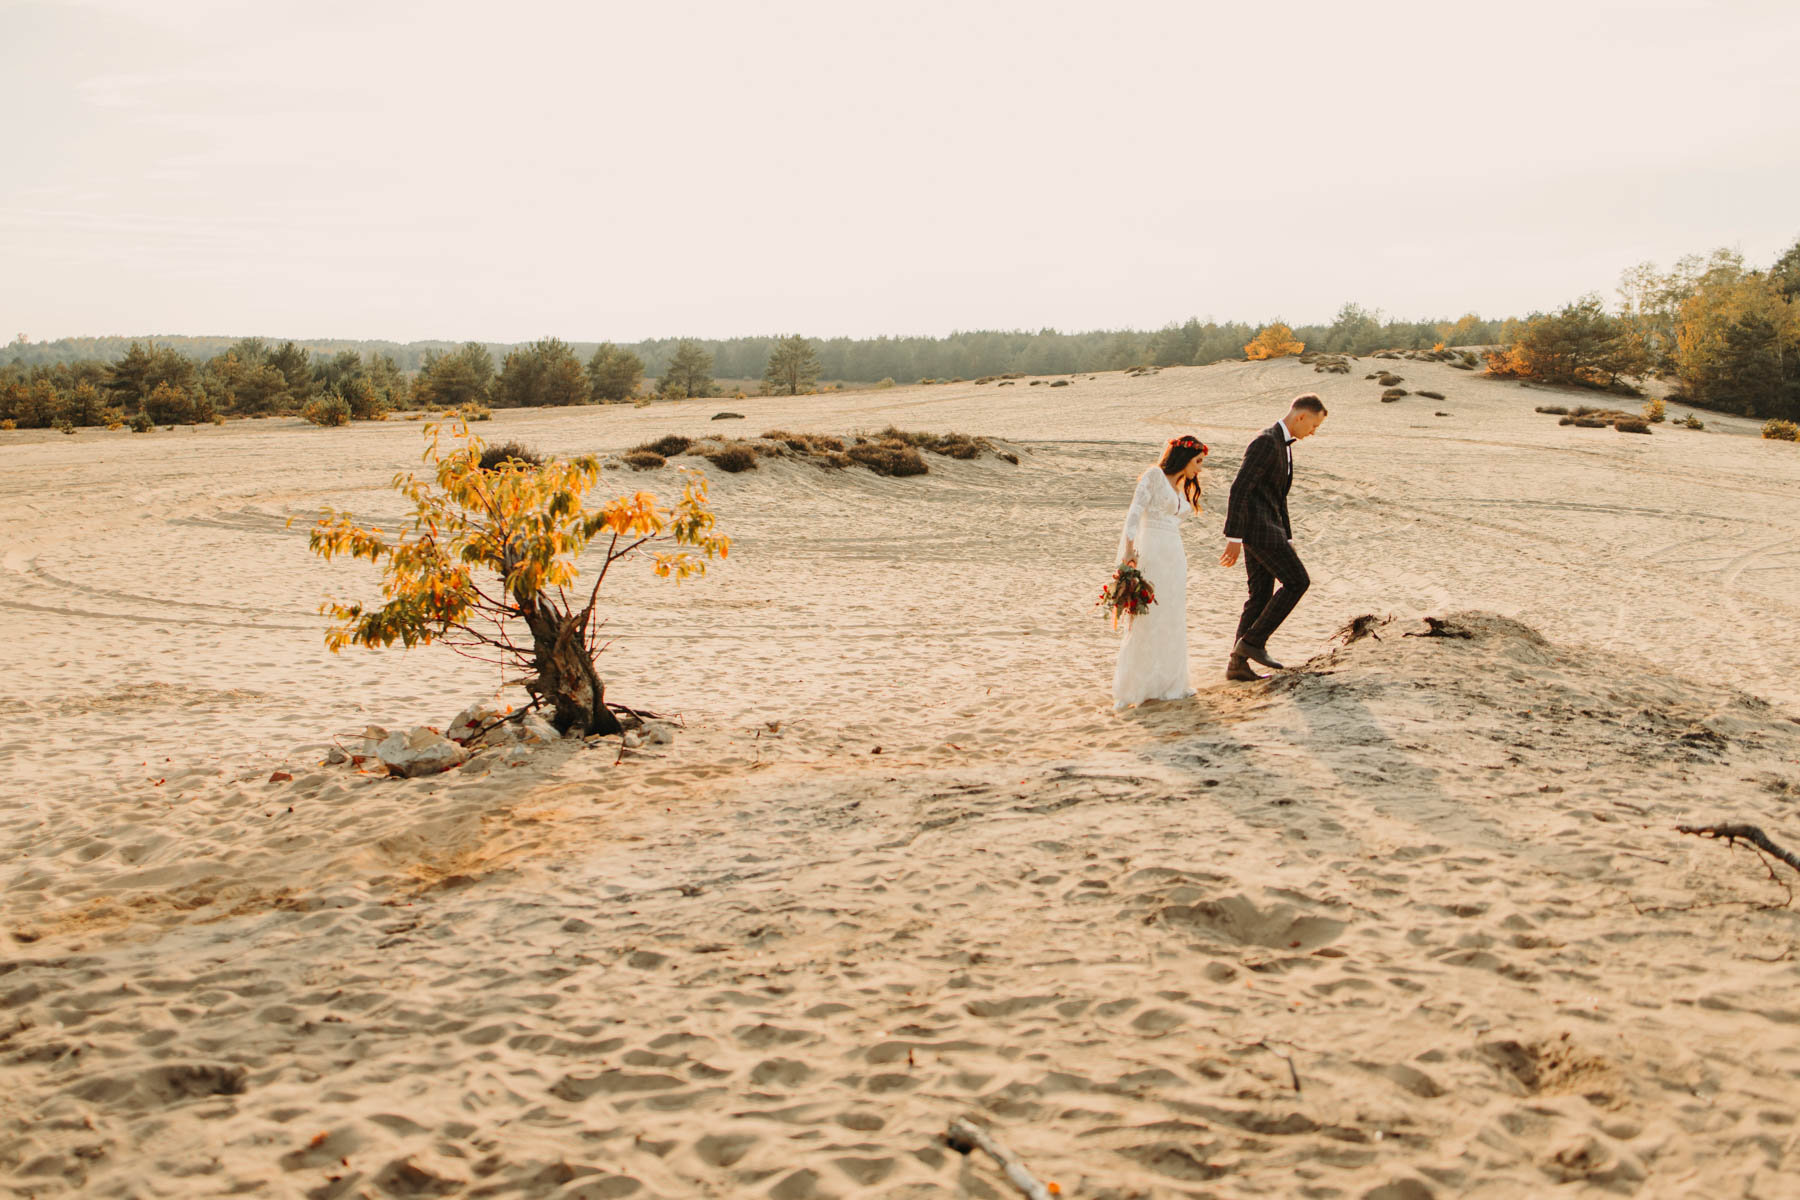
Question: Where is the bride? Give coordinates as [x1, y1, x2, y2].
[1113, 434, 1208, 710]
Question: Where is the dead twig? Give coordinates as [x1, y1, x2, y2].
[1678, 824, 1800, 876]
[1240, 1038, 1302, 1094]
[945, 1117, 1055, 1200]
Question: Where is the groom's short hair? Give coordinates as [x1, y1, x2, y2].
[1290, 393, 1328, 415]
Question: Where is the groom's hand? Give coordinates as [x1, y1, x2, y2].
[1219, 543, 1241, 567]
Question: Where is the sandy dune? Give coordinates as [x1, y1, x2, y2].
[4, 359, 1800, 1198]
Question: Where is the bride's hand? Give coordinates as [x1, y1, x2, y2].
[1218, 543, 1241, 567]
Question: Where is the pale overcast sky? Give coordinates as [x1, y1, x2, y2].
[3, 0, 1797, 343]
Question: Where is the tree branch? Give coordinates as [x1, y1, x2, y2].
[1678, 823, 1800, 876]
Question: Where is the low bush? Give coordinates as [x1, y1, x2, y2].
[1416, 389, 1444, 400]
[129, 410, 154, 433]
[875, 378, 895, 389]
[1377, 373, 1403, 386]
[1614, 417, 1651, 434]
[761, 429, 845, 454]
[1764, 419, 1800, 441]
[302, 395, 353, 427]
[1679, 414, 1706, 430]
[997, 381, 1015, 387]
[1535, 405, 1570, 415]
[713, 411, 744, 420]
[705, 444, 759, 472]
[917, 378, 937, 385]
[459, 403, 492, 421]
[1050, 379, 1069, 387]
[478, 441, 544, 471]
[622, 450, 665, 470]
[1643, 397, 1666, 423]
[1380, 388, 1407, 401]
[847, 440, 928, 476]
[633, 434, 691, 457]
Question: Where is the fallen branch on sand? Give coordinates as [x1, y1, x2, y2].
[1678, 823, 1800, 876]
[945, 1117, 1056, 1199]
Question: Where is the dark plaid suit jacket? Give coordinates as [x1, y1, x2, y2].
[1223, 423, 1292, 548]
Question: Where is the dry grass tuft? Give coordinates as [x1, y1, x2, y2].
[1381, 388, 1408, 402]
[622, 450, 665, 470]
[1416, 390, 1445, 400]
[478, 441, 544, 471]
[847, 440, 928, 476]
[705, 443, 759, 472]
[632, 434, 691, 457]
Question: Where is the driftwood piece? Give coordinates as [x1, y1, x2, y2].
[945, 1117, 1055, 1200]
[1678, 824, 1800, 876]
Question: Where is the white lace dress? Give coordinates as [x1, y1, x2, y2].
[1112, 467, 1193, 710]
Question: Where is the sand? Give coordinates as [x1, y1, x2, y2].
[4, 358, 1800, 1198]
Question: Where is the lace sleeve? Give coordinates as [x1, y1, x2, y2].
[1116, 469, 1155, 565]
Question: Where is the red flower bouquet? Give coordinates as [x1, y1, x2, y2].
[1098, 564, 1156, 629]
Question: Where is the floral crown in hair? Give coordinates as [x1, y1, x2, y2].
[1168, 435, 1208, 454]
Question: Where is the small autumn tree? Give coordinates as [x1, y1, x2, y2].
[307, 421, 729, 736]
[1244, 323, 1304, 360]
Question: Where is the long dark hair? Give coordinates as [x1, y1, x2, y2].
[1159, 434, 1208, 508]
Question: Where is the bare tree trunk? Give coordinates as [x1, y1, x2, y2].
[523, 601, 623, 737]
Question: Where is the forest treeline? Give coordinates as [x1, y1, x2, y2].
[4, 234, 1795, 430]
[0, 309, 1509, 430]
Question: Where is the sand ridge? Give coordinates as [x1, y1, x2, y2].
[4, 360, 1800, 1196]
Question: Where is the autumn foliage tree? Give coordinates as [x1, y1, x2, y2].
[1243, 323, 1304, 360]
[307, 421, 729, 736]
[1482, 295, 1647, 391]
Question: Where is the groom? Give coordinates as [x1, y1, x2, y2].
[1219, 393, 1328, 682]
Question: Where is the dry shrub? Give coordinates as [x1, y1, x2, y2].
[761, 429, 845, 454]
[633, 434, 691, 457]
[1377, 372, 1403, 386]
[1374, 351, 1400, 360]
[1679, 414, 1706, 430]
[1364, 373, 1380, 380]
[1050, 379, 1069, 387]
[1381, 388, 1407, 402]
[1614, 417, 1651, 434]
[623, 450, 665, 470]
[712, 411, 745, 421]
[705, 443, 759, 472]
[478, 441, 544, 471]
[1029, 380, 1044, 386]
[302, 395, 352, 427]
[1416, 389, 1445, 400]
[847, 440, 928, 476]
[917, 378, 938, 385]
[997, 381, 1016, 387]
[1535, 405, 1570, 415]
[1764, 419, 1800, 441]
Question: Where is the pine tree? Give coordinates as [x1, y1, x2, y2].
[659, 340, 713, 399]
[586, 343, 644, 402]
[762, 334, 821, 395]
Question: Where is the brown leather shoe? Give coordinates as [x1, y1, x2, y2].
[1226, 655, 1267, 682]
[1232, 638, 1284, 670]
